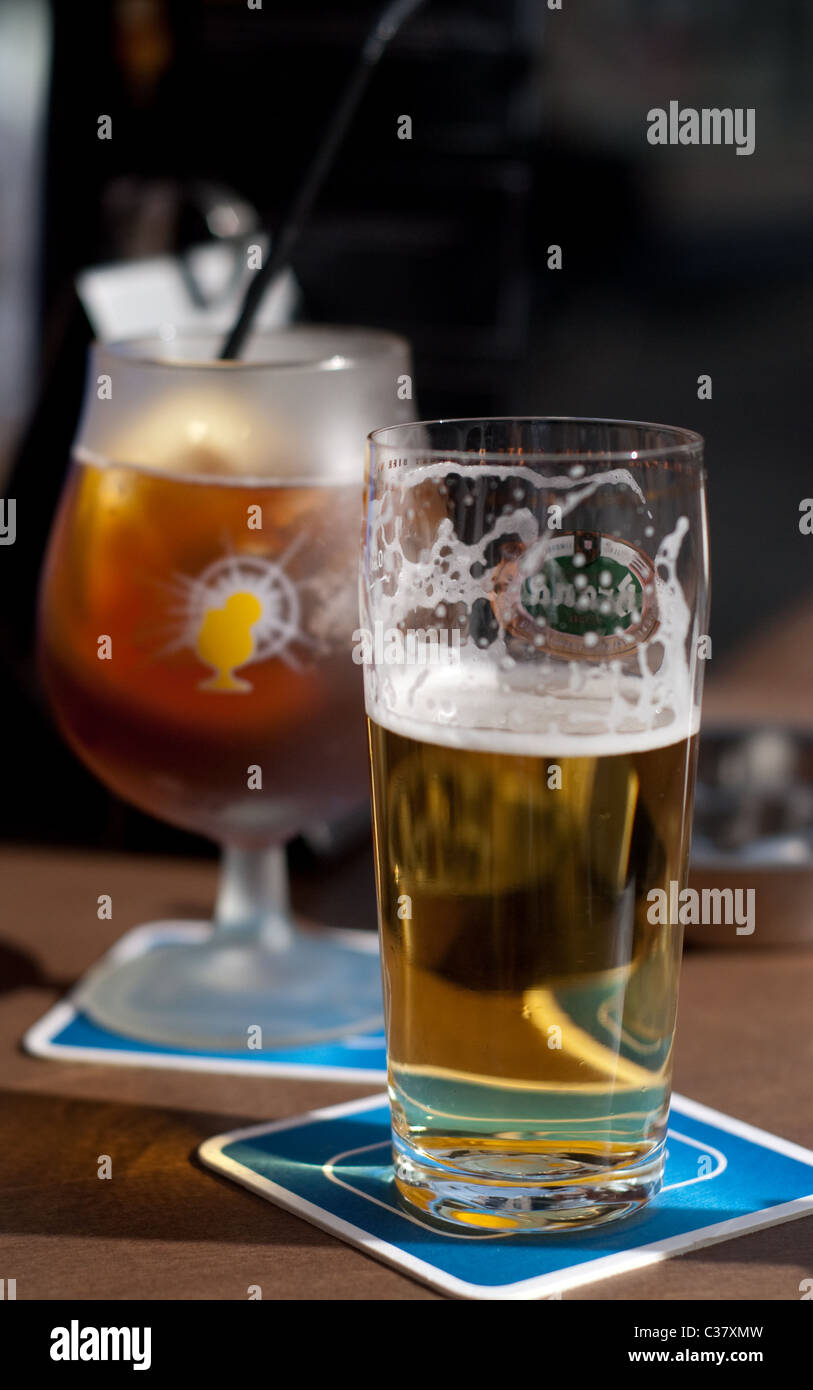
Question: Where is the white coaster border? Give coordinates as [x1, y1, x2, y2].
[198, 1092, 813, 1301]
[23, 922, 387, 1082]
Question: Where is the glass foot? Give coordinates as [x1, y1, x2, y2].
[392, 1134, 664, 1233]
[73, 922, 384, 1051]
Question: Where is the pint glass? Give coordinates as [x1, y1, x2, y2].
[363, 418, 709, 1231]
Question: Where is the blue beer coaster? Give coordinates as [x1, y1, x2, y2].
[198, 1093, 813, 1300]
[23, 923, 387, 1080]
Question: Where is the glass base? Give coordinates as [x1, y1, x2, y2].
[393, 1133, 664, 1233]
[73, 921, 384, 1051]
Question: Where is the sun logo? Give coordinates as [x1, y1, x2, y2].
[160, 552, 307, 692]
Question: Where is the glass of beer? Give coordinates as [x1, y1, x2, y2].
[39, 326, 412, 1049]
[363, 417, 709, 1231]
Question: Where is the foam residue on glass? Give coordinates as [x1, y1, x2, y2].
[363, 458, 700, 756]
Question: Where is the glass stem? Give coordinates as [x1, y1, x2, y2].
[214, 846, 295, 951]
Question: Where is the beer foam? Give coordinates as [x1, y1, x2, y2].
[365, 664, 700, 758]
[362, 461, 703, 756]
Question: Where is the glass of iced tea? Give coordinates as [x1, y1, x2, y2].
[39, 327, 413, 1049]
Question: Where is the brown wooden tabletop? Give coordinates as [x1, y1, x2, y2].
[3, 626, 813, 1301]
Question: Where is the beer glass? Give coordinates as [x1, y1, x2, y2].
[39, 327, 413, 1049]
[363, 417, 709, 1231]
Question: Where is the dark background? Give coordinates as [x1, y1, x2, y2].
[1, 0, 811, 854]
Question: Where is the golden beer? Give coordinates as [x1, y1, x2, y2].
[369, 713, 697, 1229]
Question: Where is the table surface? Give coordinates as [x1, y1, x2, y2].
[3, 642, 813, 1301]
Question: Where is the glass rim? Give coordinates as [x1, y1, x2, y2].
[368, 415, 705, 465]
[96, 325, 410, 374]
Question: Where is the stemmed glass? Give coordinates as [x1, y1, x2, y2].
[38, 326, 412, 1050]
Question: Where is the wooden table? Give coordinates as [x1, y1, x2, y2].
[3, 632, 813, 1300]
[1, 840, 811, 1302]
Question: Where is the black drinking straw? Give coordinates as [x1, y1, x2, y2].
[219, 0, 428, 360]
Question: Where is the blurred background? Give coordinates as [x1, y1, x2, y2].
[1, 0, 811, 856]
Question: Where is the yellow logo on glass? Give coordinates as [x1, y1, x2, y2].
[196, 592, 263, 692]
[165, 554, 305, 693]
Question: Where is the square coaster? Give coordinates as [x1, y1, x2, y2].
[23, 923, 386, 1080]
[198, 1093, 813, 1300]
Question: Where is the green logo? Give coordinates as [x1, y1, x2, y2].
[495, 531, 657, 658]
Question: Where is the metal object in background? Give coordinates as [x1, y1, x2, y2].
[689, 726, 813, 947]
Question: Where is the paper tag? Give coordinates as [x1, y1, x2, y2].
[76, 238, 298, 341]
